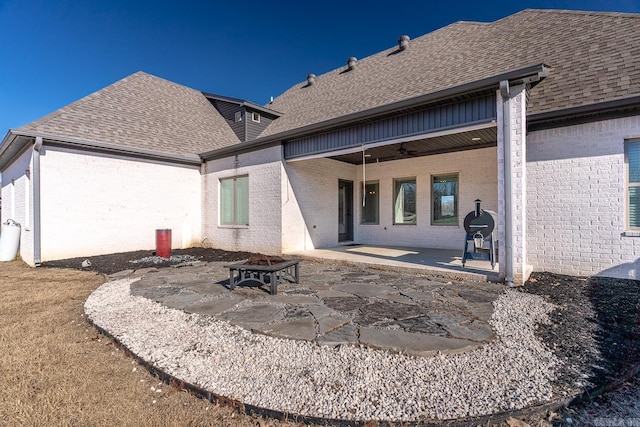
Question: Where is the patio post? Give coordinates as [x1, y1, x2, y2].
[497, 83, 529, 285]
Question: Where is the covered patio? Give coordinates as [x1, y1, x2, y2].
[285, 244, 500, 282]
[277, 64, 550, 286]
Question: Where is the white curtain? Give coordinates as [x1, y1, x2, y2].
[220, 179, 234, 224]
[220, 176, 249, 225]
[235, 176, 249, 225]
[394, 183, 405, 223]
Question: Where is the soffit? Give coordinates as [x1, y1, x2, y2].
[323, 127, 497, 165]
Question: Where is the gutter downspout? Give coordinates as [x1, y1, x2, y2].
[33, 137, 42, 266]
[499, 80, 514, 287]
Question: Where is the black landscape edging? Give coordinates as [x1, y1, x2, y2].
[86, 319, 360, 426]
[84, 315, 588, 427]
[565, 361, 640, 408]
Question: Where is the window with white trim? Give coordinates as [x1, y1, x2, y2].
[626, 141, 640, 230]
[393, 178, 416, 225]
[251, 112, 260, 123]
[234, 111, 242, 122]
[431, 174, 458, 225]
[220, 176, 249, 225]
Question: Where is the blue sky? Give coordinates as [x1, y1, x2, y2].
[1, 0, 639, 134]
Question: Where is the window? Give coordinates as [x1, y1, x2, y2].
[251, 112, 261, 123]
[393, 178, 416, 224]
[220, 176, 248, 225]
[432, 174, 458, 225]
[234, 111, 242, 122]
[627, 141, 640, 230]
[361, 181, 379, 224]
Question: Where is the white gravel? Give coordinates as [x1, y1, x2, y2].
[128, 255, 199, 264]
[85, 278, 561, 422]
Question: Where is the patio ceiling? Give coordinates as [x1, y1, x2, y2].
[328, 126, 497, 165]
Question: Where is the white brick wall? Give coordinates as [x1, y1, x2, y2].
[497, 85, 529, 284]
[283, 148, 498, 251]
[39, 147, 201, 262]
[200, 111, 640, 282]
[355, 148, 498, 249]
[1, 147, 34, 264]
[202, 145, 283, 254]
[282, 157, 357, 251]
[203, 145, 498, 256]
[527, 115, 640, 279]
[513, 88, 528, 281]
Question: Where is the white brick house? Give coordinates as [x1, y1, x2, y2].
[0, 72, 237, 264]
[2, 9, 640, 283]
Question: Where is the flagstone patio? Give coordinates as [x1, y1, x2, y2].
[121, 258, 505, 357]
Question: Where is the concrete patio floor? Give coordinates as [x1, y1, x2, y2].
[285, 244, 500, 283]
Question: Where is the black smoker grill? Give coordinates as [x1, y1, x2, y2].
[462, 199, 496, 269]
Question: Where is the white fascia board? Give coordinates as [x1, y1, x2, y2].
[10, 130, 202, 165]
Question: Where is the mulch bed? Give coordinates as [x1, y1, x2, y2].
[521, 272, 640, 403]
[41, 249, 640, 421]
[40, 247, 260, 275]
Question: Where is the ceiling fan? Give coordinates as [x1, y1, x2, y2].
[397, 143, 418, 157]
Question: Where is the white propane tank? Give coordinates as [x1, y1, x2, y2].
[0, 219, 21, 261]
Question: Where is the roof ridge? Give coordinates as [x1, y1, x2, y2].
[16, 71, 241, 155]
[204, 92, 282, 116]
[262, 7, 640, 138]
[269, 18, 495, 101]
[270, 9, 581, 100]
[130, 70, 206, 94]
[18, 71, 209, 132]
[517, 8, 640, 18]
[18, 72, 143, 131]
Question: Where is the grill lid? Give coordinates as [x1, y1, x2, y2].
[463, 199, 495, 237]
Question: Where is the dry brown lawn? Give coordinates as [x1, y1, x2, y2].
[2, 259, 638, 427]
[0, 261, 297, 427]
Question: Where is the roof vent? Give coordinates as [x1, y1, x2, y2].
[347, 56, 358, 70]
[307, 73, 316, 85]
[398, 35, 410, 51]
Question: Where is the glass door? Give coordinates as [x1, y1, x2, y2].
[338, 180, 353, 242]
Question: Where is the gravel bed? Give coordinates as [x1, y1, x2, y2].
[128, 254, 199, 265]
[85, 278, 560, 422]
[41, 247, 258, 275]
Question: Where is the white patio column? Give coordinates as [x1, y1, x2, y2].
[497, 83, 529, 285]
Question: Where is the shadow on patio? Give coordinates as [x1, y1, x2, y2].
[284, 244, 501, 283]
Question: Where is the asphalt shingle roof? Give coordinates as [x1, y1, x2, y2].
[15, 9, 640, 155]
[261, 9, 640, 138]
[18, 71, 240, 155]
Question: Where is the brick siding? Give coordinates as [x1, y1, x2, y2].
[1, 148, 34, 264]
[202, 146, 283, 254]
[527, 115, 640, 278]
[38, 147, 201, 262]
[283, 148, 498, 251]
